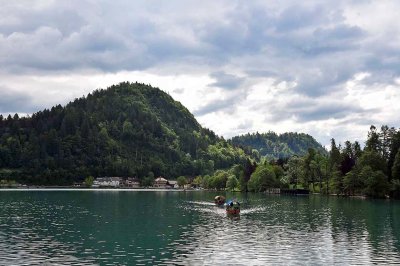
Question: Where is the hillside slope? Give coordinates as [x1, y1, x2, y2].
[230, 132, 327, 159]
[0, 82, 247, 185]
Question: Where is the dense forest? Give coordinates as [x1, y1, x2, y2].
[195, 125, 400, 198]
[230, 132, 326, 159]
[0, 82, 248, 185]
[1, 82, 399, 198]
[284, 125, 400, 198]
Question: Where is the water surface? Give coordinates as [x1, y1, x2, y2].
[0, 189, 399, 265]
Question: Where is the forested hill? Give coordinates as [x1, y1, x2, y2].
[230, 132, 327, 159]
[0, 82, 247, 185]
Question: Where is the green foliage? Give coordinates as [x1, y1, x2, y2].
[84, 176, 94, 186]
[343, 167, 364, 195]
[201, 175, 212, 189]
[331, 170, 343, 195]
[141, 172, 155, 187]
[248, 163, 278, 192]
[231, 131, 326, 159]
[361, 166, 390, 198]
[226, 175, 238, 191]
[211, 170, 229, 190]
[177, 176, 187, 187]
[192, 175, 203, 187]
[0, 82, 247, 185]
[358, 150, 387, 174]
[392, 149, 400, 180]
[284, 156, 303, 189]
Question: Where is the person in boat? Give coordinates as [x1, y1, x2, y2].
[225, 200, 240, 215]
[214, 195, 226, 205]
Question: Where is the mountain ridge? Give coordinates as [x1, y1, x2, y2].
[230, 131, 327, 159]
[1, 82, 325, 185]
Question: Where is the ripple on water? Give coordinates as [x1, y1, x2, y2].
[0, 191, 399, 265]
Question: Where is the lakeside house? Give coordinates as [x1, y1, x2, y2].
[167, 180, 179, 189]
[93, 177, 121, 187]
[153, 177, 168, 188]
[125, 177, 140, 188]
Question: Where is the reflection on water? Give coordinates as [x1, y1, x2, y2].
[0, 190, 399, 265]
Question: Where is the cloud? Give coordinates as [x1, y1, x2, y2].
[193, 96, 237, 116]
[1, 0, 400, 146]
[0, 87, 39, 113]
[172, 88, 185, 94]
[209, 71, 245, 90]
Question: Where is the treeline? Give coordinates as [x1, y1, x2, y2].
[284, 125, 400, 198]
[230, 131, 326, 159]
[192, 125, 400, 198]
[0, 82, 248, 185]
[188, 158, 285, 192]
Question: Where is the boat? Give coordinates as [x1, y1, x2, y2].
[214, 195, 226, 205]
[225, 200, 240, 215]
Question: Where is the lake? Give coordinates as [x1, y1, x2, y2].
[0, 189, 399, 265]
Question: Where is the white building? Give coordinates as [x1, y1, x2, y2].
[153, 177, 168, 188]
[93, 177, 121, 187]
[125, 177, 140, 188]
[167, 180, 179, 189]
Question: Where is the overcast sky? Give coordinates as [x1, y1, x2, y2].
[1, 0, 400, 147]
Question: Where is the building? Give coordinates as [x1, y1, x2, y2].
[167, 180, 179, 189]
[93, 177, 121, 187]
[153, 177, 168, 188]
[125, 177, 140, 188]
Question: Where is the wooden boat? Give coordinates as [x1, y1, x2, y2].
[225, 200, 240, 215]
[214, 195, 226, 205]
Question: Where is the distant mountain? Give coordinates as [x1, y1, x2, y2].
[0, 82, 247, 185]
[230, 132, 327, 159]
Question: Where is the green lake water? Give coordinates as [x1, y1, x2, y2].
[0, 189, 399, 265]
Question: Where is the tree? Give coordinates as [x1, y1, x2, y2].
[392, 149, 400, 181]
[311, 153, 327, 192]
[122, 120, 135, 140]
[353, 141, 362, 160]
[177, 176, 188, 188]
[388, 131, 400, 180]
[361, 166, 390, 198]
[226, 175, 238, 191]
[142, 172, 155, 187]
[365, 125, 380, 152]
[358, 150, 387, 174]
[84, 176, 94, 187]
[328, 138, 341, 194]
[202, 175, 212, 189]
[340, 141, 355, 176]
[242, 158, 256, 192]
[211, 170, 229, 190]
[285, 156, 303, 189]
[248, 164, 278, 192]
[192, 175, 203, 188]
[343, 167, 364, 195]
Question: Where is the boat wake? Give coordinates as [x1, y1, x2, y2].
[240, 206, 267, 214]
[185, 201, 267, 216]
[186, 201, 215, 206]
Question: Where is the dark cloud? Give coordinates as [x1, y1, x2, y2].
[262, 96, 376, 123]
[1, 0, 400, 146]
[296, 104, 368, 122]
[0, 88, 39, 113]
[193, 96, 237, 116]
[275, 5, 334, 32]
[209, 71, 245, 90]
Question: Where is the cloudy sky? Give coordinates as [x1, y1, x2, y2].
[1, 0, 400, 147]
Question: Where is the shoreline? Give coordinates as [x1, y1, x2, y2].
[0, 187, 193, 192]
